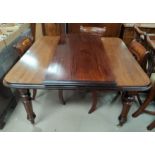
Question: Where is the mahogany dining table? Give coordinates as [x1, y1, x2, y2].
[3, 34, 151, 125]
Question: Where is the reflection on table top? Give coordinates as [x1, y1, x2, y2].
[44, 34, 115, 87]
[4, 35, 151, 91]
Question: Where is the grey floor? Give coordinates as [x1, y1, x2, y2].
[1, 90, 155, 132]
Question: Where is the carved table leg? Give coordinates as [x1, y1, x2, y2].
[118, 92, 134, 126]
[132, 86, 155, 117]
[19, 89, 36, 124]
[58, 90, 65, 105]
[147, 120, 155, 130]
[32, 89, 37, 100]
[88, 91, 97, 114]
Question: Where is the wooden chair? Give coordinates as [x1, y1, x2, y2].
[113, 25, 154, 126]
[129, 40, 148, 71]
[14, 37, 33, 56]
[126, 26, 149, 105]
[114, 25, 149, 103]
[59, 25, 106, 113]
[126, 25, 155, 115]
[13, 24, 37, 100]
[109, 25, 148, 111]
[131, 24, 155, 76]
[132, 34, 155, 130]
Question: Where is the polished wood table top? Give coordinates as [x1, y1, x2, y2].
[4, 34, 151, 91]
[44, 34, 115, 87]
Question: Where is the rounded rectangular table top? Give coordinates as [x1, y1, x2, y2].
[101, 37, 150, 90]
[4, 35, 151, 91]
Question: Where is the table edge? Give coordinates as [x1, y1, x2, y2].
[3, 79, 152, 91]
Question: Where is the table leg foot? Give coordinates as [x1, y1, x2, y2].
[118, 92, 134, 126]
[147, 120, 155, 130]
[88, 91, 97, 114]
[132, 110, 143, 118]
[27, 113, 36, 121]
[19, 89, 36, 124]
[118, 115, 127, 126]
[88, 107, 96, 114]
[58, 90, 66, 105]
[0, 119, 5, 129]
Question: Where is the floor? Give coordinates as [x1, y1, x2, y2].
[1, 90, 155, 132]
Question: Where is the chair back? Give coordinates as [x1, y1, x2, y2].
[128, 25, 149, 74]
[134, 24, 147, 44]
[129, 40, 148, 66]
[42, 23, 66, 36]
[13, 37, 33, 57]
[146, 34, 155, 76]
[80, 26, 106, 37]
[13, 24, 35, 57]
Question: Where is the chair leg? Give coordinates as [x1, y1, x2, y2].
[32, 89, 37, 100]
[132, 86, 155, 118]
[147, 120, 155, 130]
[111, 91, 121, 102]
[88, 91, 97, 114]
[58, 90, 65, 105]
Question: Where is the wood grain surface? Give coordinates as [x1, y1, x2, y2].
[4, 35, 151, 91]
[44, 34, 115, 86]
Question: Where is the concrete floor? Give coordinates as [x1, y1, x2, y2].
[1, 90, 155, 132]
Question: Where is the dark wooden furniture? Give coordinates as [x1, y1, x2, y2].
[114, 25, 149, 105]
[132, 34, 155, 130]
[30, 23, 36, 41]
[42, 23, 66, 44]
[68, 23, 122, 37]
[13, 36, 37, 100]
[129, 40, 148, 71]
[128, 25, 149, 79]
[120, 23, 155, 46]
[127, 25, 148, 104]
[58, 26, 107, 113]
[126, 25, 155, 116]
[3, 35, 151, 126]
[0, 24, 35, 129]
[42, 23, 62, 36]
[41, 23, 122, 37]
[80, 26, 106, 37]
[13, 37, 34, 57]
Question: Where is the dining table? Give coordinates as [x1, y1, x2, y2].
[3, 33, 151, 126]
